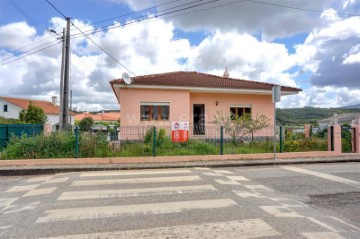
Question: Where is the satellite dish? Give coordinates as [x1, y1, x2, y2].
[122, 72, 132, 85]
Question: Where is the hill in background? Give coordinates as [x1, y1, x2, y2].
[340, 104, 360, 109]
[276, 107, 360, 126]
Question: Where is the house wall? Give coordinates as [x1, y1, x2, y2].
[189, 92, 274, 125]
[119, 88, 191, 126]
[0, 99, 21, 119]
[116, 87, 275, 140]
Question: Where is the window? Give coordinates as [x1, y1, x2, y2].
[230, 105, 251, 119]
[140, 102, 170, 121]
[3, 104, 8, 112]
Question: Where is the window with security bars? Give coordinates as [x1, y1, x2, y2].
[230, 106, 251, 120]
[140, 102, 170, 121]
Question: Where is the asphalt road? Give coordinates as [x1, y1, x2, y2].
[0, 163, 359, 238]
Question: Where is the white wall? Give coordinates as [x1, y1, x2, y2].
[47, 115, 75, 124]
[0, 99, 75, 130]
[47, 114, 59, 125]
[0, 99, 21, 119]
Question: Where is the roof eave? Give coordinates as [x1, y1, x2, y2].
[113, 84, 300, 96]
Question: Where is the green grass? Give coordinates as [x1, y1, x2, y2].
[0, 132, 110, 159]
[283, 137, 328, 152]
[0, 133, 329, 160]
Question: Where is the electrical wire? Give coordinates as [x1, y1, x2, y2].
[44, 0, 137, 76]
[0, 40, 62, 66]
[72, 0, 360, 39]
[1, 38, 61, 63]
[71, 22, 137, 76]
[2, 35, 60, 56]
[4, 0, 182, 56]
[71, 0, 219, 38]
[89, 0, 182, 27]
[246, 0, 360, 17]
[45, 0, 66, 18]
[5, 0, 38, 26]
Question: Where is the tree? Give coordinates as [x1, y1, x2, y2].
[212, 111, 270, 145]
[247, 114, 270, 141]
[19, 102, 47, 124]
[79, 117, 94, 131]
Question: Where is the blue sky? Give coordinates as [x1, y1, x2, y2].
[0, 0, 360, 110]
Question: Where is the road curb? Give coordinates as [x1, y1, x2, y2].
[1, 157, 359, 176]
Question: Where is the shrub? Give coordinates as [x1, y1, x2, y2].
[0, 131, 110, 159]
[144, 127, 167, 147]
[79, 117, 94, 132]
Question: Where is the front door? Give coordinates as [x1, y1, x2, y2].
[193, 104, 205, 135]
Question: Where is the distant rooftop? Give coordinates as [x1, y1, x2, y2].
[75, 112, 120, 122]
[0, 96, 60, 115]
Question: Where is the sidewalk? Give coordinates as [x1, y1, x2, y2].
[1, 151, 360, 176]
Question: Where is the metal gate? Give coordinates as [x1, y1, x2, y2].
[341, 125, 353, 153]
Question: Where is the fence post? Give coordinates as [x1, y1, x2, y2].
[152, 126, 156, 157]
[220, 126, 224, 155]
[75, 127, 79, 159]
[279, 126, 283, 153]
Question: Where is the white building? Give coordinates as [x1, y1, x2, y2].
[0, 96, 74, 129]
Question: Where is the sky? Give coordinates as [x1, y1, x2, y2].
[0, 0, 359, 111]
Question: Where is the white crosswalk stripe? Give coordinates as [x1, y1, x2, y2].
[36, 199, 237, 223]
[58, 185, 217, 200]
[38, 219, 280, 239]
[71, 175, 202, 186]
[80, 169, 192, 177]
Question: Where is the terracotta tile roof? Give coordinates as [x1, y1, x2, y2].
[75, 112, 120, 122]
[110, 71, 301, 92]
[0, 96, 60, 115]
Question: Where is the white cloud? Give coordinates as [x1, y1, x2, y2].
[0, 22, 36, 49]
[0, 18, 192, 110]
[156, 0, 345, 40]
[280, 86, 360, 108]
[1, 4, 360, 111]
[187, 30, 298, 87]
[294, 15, 360, 88]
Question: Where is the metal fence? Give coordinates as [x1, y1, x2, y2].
[0, 124, 330, 159]
[0, 124, 43, 149]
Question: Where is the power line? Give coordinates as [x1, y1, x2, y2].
[5, 0, 38, 26]
[45, 0, 66, 18]
[73, 0, 360, 39]
[71, 22, 137, 76]
[44, 0, 137, 76]
[1, 38, 60, 63]
[71, 0, 219, 38]
[246, 0, 360, 17]
[0, 41, 61, 66]
[89, 0, 182, 27]
[1, 0, 181, 57]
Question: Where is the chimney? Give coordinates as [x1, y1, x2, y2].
[52, 96, 57, 105]
[223, 67, 229, 78]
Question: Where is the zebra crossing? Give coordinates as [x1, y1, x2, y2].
[0, 167, 359, 238]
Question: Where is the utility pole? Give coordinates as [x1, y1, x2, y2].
[61, 17, 71, 130]
[59, 28, 65, 130]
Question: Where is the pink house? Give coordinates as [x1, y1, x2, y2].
[110, 71, 301, 140]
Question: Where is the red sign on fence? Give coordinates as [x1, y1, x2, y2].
[171, 122, 189, 142]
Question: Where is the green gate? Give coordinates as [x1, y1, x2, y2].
[0, 124, 43, 149]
